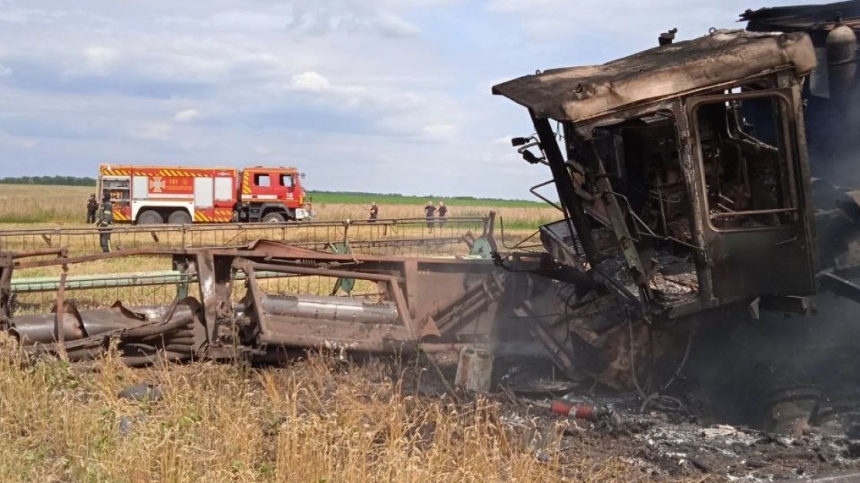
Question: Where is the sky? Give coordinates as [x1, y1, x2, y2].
[0, 0, 816, 199]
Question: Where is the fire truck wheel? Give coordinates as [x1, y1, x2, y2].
[137, 210, 164, 225]
[168, 210, 192, 225]
[262, 212, 286, 223]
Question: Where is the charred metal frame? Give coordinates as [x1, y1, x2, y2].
[0, 214, 496, 257]
[524, 66, 819, 320]
[1, 240, 545, 366]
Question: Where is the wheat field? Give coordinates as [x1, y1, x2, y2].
[0, 184, 560, 229]
[0, 339, 659, 482]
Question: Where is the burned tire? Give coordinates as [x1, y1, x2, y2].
[262, 212, 286, 223]
[137, 210, 164, 225]
[167, 210, 192, 225]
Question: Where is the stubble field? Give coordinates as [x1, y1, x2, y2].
[0, 184, 559, 230]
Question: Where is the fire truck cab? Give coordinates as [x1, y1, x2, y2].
[237, 167, 308, 223]
[97, 164, 307, 225]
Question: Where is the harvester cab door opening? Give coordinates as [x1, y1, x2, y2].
[685, 88, 818, 301]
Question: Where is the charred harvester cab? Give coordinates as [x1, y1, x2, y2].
[492, 22, 860, 395]
[97, 164, 309, 224]
[494, 30, 821, 320]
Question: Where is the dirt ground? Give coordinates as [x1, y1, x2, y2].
[419, 352, 860, 483]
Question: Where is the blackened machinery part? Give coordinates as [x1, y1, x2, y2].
[257, 293, 399, 325]
[826, 24, 858, 103]
[532, 116, 600, 261]
[819, 271, 860, 305]
[10, 305, 195, 345]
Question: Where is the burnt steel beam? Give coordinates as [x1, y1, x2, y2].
[240, 261, 418, 353]
[9, 269, 363, 293]
[12, 306, 195, 344]
[8, 248, 68, 260]
[7, 238, 506, 272]
[819, 271, 860, 306]
[11, 247, 190, 270]
[255, 318, 415, 353]
[0, 216, 490, 237]
[242, 260, 404, 284]
[532, 115, 600, 261]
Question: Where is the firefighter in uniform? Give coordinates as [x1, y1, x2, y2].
[86, 194, 98, 224]
[96, 192, 113, 253]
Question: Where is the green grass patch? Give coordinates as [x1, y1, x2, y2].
[307, 191, 544, 207]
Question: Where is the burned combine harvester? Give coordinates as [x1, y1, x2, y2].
[1, 19, 860, 431]
[492, 23, 860, 426]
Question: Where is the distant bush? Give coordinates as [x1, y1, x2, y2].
[0, 176, 96, 187]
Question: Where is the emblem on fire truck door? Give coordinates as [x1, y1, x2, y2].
[149, 176, 165, 193]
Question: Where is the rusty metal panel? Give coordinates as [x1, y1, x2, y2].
[492, 30, 815, 123]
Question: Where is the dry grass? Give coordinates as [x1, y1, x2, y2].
[0, 185, 91, 225]
[0, 340, 648, 483]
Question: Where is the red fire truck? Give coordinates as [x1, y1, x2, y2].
[97, 164, 309, 224]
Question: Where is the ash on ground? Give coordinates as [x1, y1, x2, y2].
[407, 350, 860, 482]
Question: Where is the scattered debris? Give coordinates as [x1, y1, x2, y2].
[118, 383, 163, 402]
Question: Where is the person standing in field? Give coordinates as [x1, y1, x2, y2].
[368, 202, 379, 222]
[424, 201, 436, 230]
[86, 194, 98, 224]
[96, 192, 113, 253]
[437, 201, 448, 228]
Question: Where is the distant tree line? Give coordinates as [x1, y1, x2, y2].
[0, 176, 97, 186]
[0, 179, 542, 204]
[309, 190, 537, 202]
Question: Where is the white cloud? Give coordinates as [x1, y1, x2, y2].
[289, 71, 331, 93]
[15, 137, 36, 148]
[131, 122, 172, 141]
[0, 63, 10, 77]
[485, 0, 559, 12]
[485, 0, 815, 46]
[83, 46, 119, 75]
[422, 123, 458, 141]
[373, 12, 420, 38]
[2, 0, 809, 198]
[174, 108, 201, 123]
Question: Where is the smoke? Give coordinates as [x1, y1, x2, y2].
[806, 80, 860, 188]
[492, 340, 550, 358]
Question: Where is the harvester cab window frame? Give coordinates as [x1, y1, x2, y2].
[565, 107, 694, 252]
[689, 89, 799, 232]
